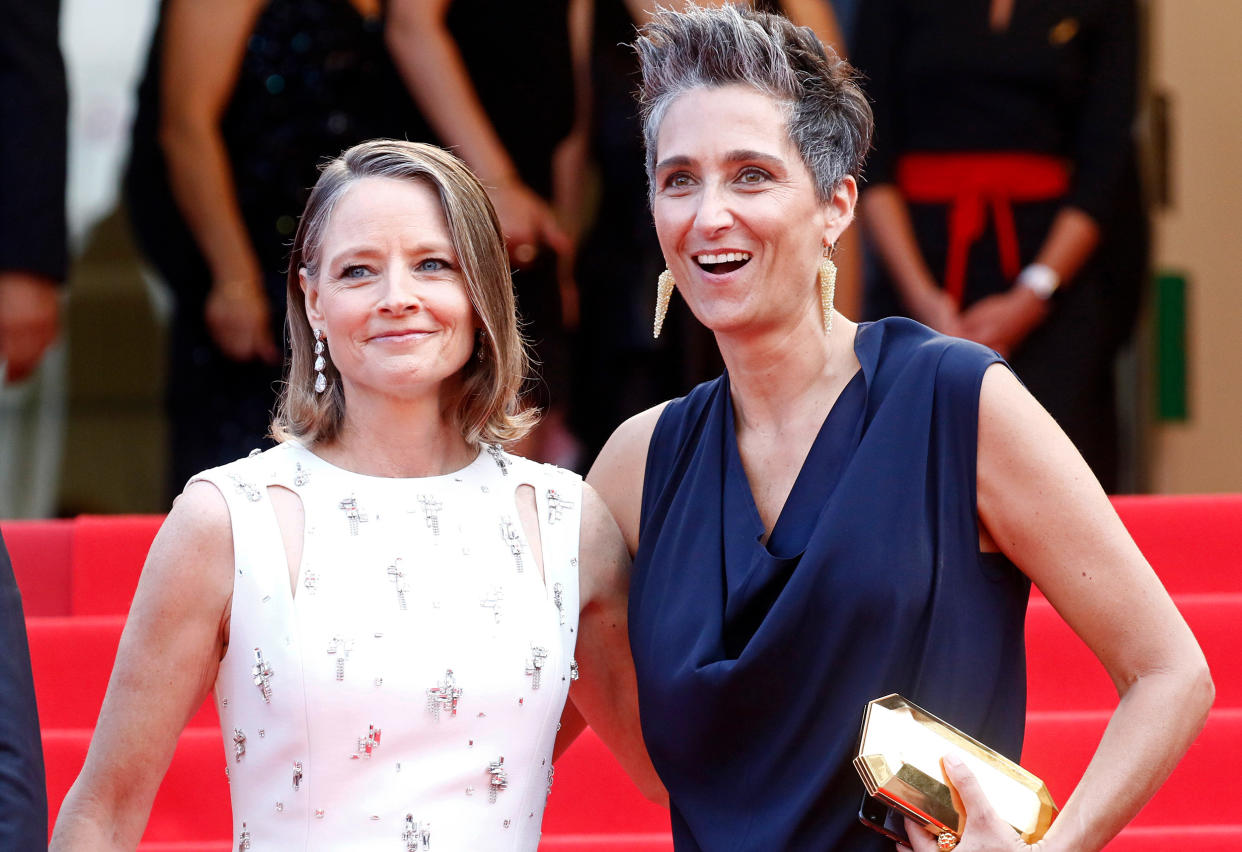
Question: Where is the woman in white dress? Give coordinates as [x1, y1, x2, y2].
[50, 139, 663, 851]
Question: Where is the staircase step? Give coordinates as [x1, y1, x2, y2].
[1023, 709, 1240, 827]
[1108, 825, 1242, 850]
[70, 514, 162, 615]
[46, 728, 231, 843]
[2, 519, 74, 616]
[27, 615, 217, 729]
[543, 728, 670, 834]
[1027, 595, 1241, 711]
[1112, 495, 1242, 595]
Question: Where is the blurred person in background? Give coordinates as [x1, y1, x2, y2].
[570, 0, 854, 464]
[853, 0, 1147, 492]
[126, 0, 427, 497]
[0, 0, 70, 520]
[386, 0, 585, 467]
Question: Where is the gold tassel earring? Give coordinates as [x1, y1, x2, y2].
[819, 246, 837, 334]
[654, 269, 676, 339]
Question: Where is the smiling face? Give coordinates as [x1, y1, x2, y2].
[652, 84, 846, 338]
[302, 176, 477, 409]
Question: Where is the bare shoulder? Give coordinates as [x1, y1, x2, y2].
[139, 479, 236, 607]
[586, 401, 669, 556]
[577, 482, 630, 607]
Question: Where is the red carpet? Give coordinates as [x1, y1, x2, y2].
[7, 496, 1240, 849]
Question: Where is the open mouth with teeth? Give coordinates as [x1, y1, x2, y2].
[695, 252, 752, 275]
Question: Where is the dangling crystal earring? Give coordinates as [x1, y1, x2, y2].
[819, 246, 837, 335]
[653, 269, 676, 339]
[313, 329, 327, 393]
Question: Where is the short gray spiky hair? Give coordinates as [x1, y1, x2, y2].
[636, 3, 872, 203]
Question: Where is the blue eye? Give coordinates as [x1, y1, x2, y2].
[417, 258, 450, 272]
[341, 264, 370, 279]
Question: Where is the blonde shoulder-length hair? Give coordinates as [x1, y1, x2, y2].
[272, 139, 537, 447]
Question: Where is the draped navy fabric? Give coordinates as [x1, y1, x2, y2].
[631, 318, 1031, 850]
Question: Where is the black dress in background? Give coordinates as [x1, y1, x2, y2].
[853, 0, 1147, 491]
[571, 1, 722, 462]
[126, 0, 427, 496]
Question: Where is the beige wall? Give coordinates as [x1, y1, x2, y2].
[1147, 0, 1242, 492]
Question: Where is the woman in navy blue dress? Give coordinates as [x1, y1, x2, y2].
[586, 6, 1212, 851]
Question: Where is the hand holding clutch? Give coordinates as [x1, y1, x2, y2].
[854, 694, 1058, 849]
[904, 755, 1045, 851]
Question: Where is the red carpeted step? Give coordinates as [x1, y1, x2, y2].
[70, 514, 163, 616]
[543, 727, 670, 835]
[1022, 709, 1241, 827]
[1107, 825, 1242, 851]
[2, 518, 73, 616]
[1026, 595, 1242, 712]
[27, 615, 217, 729]
[539, 837, 673, 850]
[46, 728, 231, 843]
[1112, 495, 1242, 595]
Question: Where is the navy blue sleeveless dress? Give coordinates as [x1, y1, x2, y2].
[631, 318, 1031, 850]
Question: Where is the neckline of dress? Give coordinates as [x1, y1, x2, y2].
[284, 439, 491, 484]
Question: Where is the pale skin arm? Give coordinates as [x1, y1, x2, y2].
[158, 0, 278, 365]
[386, 0, 570, 262]
[907, 365, 1213, 852]
[555, 483, 667, 805]
[49, 482, 234, 851]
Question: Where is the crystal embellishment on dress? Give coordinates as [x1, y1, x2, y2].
[327, 635, 352, 681]
[238, 821, 251, 850]
[303, 569, 318, 594]
[499, 517, 523, 572]
[354, 724, 382, 759]
[387, 559, 408, 611]
[546, 765, 555, 798]
[553, 582, 565, 625]
[292, 761, 303, 791]
[338, 495, 368, 536]
[294, 462, 310, 486]
[487, 443, 510, 475]
[488, 756, 508, 803]
[229, 474, 262, 503]
[419, 495, 443, 536]
[526, 645, 548, 689]
[480, 586, 503, 623]
[402, 814, 431, 850]
[427, 669, 463, 720]
[570, 658, 580, 681]
[546, 489, 574, 524]
[251, 648, 273, 702]
[233, 728, 246, 762]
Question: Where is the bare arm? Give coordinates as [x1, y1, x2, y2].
[386, 0, 569, 259]
[159, 0, 277, 364]
[562, 484, 667, 805]
[49, 483, 235, 851]
[586, 403, 666, 556]
[958, 208, 1100, 356]
[911, 365, 1213, 851]
[859, 184, 962, 334]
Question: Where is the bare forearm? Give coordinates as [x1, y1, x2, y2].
[1032, 207, 1101, 288]
[50, 778, 149, 851]
[385, 6, 515, 183]
[859, 185, 937, 302]
[1042, 666, 1212, 851]
[159, 118, 260, 284]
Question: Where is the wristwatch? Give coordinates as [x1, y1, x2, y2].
[1016, 263, 1061, 300]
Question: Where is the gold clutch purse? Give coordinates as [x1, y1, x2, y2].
[854, 694, 1058, 847]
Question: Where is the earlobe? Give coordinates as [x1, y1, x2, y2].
[301, 269, 323, 326]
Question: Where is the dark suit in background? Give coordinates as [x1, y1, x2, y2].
[0, 0, 61, 842]
[0, 532, 48, 849]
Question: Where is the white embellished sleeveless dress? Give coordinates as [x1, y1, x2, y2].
[190, 441, 582, 851]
